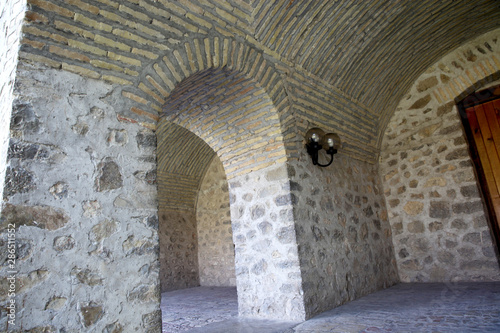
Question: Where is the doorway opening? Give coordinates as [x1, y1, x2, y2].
[156, 123, 237, 331]
[457, 84, 500, 252]
[155, 65, 305, 322]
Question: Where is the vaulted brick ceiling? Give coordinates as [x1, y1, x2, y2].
[251, 0, 500, 131]
[21, 0, 500, 149]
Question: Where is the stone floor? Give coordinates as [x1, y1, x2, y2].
[161, 287, 239, 332]
[161, 282, 500, 333]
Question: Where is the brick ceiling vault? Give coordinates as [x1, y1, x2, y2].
[156, 121, 215, 211]
[252, 0, 500, 138]
[19, 0, 500, 157]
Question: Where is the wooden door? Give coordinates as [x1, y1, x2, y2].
[465, 100, 500, 223]
[459, 86, 500, 247]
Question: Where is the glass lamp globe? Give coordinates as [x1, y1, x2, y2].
[321, 133, 341, 150]
[305, 127, 325, 144]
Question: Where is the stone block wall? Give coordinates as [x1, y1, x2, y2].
[290, 151, 399, 318]
[0, 0, 26, 210]
[228, 164, 305, 320]
[0, 63, 160, 331]
[7, 0, 498, 328]
[381, 29, 500, 283]
[159, 209, 199, 292]
[196, 155, 235, 287]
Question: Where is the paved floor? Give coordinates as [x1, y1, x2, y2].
[291, 282, 500, 333]
[161, 287, 239, 332]
[161, 282, 500, 333]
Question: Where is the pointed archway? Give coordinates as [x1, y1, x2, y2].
[156, 67, 306, 321]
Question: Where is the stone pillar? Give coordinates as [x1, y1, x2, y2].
[0, 63, 161, 331]
[228, 164, 306, 321]
[288, 151, 399, 319]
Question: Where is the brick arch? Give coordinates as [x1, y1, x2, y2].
[119, 37, 297, 154]
[158, 66, 287, 178]
[155, 65, 287, 214]
[380, 28, 500, 283]
[381, 29, 500, 149]
[433, 58, 500, 107]
[381, 29, 500, 138]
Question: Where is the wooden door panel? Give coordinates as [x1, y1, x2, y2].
[483, 101, 500, 158]
[474, 103, 500, 197]
[460, 86, 500, 248]
[494, 197, 500, 221]
[494, 99, 500, 141]
[466, 108, 500, 203]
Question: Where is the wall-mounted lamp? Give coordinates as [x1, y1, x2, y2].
[305, 128, 341, 167]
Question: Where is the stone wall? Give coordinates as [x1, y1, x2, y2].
[381, 29, 500, 283]
[196, 155, 235, 287]
[6, 0, 499, 328]
[0, 63, 160, 331]
[290, 150, 399, 318]
[159, 209, 199, 292]
[0, 0, 26, 210]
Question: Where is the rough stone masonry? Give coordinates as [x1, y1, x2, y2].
[2, 63, 160, 331]
[381, 29, 500, 283]
[0, 0, 499, 331]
